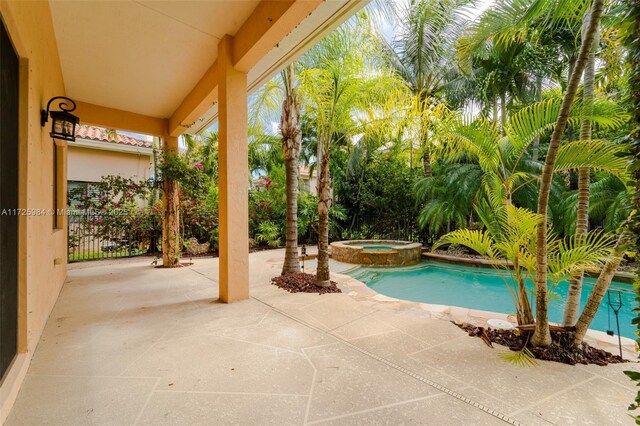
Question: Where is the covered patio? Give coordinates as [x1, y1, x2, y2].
[6, 250, 638, 425]
[0, 0, 365, 417]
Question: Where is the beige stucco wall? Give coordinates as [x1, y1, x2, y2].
[67, 144, 152, 183]
[0, 0, 68, 421]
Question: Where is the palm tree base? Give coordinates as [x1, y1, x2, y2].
[316, 279, 332, 288]
[531, 329, 552, 347]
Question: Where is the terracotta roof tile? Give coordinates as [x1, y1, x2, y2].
[75, 125, 152, 148]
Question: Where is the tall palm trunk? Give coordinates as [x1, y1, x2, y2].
[562, 12, 599, 326]
[532, 75, 543, 161]
[316, 133, 332, 287]
[572, 231, 629, 345]
[564, 60, 577, 190]
[532, 0, 605, 347]
[280, 66, 302, 275]
[500, 92, 507, 134]
[419, 97, 431, 177]
[492, 95, 498, 127]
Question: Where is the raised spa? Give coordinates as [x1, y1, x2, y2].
[331, 240, 422, 266]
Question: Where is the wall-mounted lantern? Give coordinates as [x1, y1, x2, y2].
[41, 96, 79, 142]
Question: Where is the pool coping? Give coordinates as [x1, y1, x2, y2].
[330, 267, 639, 361]
[423, 252, 637, 284]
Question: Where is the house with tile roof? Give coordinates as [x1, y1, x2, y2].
[67, 125, 155, 194]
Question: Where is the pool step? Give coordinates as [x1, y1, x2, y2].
[349, 269, 381, 283]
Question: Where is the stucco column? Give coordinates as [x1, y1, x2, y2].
[162, 134, 181, 267]
[218, 34, 249, 302]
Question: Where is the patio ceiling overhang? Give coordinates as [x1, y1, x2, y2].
[50, 0, 365, 137]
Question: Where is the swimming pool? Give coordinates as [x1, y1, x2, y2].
[348, 261, 637, 339]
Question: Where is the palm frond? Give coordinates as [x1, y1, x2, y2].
[433, 229, 494, 256]
[498, 347, 539, 367]
[547, 230, 617, 279]
[554, 140, 628, 179]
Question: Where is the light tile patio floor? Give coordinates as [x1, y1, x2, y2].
[5, 249, 639, 425]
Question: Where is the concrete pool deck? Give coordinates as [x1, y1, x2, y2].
[6, 248, 639, 425]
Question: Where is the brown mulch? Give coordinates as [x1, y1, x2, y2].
[457, 323, 628, 366]
[271, 272, 342, 295]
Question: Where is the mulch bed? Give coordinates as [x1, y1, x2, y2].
[271, 272, 342, 295]
[457, 323, 628, 366]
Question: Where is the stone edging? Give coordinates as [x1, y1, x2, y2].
[423, 252, 636, 284]
[331, 240, 422, 266]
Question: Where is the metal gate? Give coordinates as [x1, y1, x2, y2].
[67, 209, 159, 262]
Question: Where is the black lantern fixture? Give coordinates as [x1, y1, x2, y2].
[300, 244, 307, 272]
[41, 96, 79, 142]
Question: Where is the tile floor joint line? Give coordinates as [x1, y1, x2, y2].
[327, 309, 379, 333]
[305, 393, 447, 425]
[252, 296, 521, 426]
[301, 348, 318, 425]
[507, 375, 597, 417]
[132, 377, 161, 426]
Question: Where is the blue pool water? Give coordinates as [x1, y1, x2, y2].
[360, 245, 394, 251]
[349, 261, 637, 339]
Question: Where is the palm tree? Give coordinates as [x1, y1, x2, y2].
[279, 65, 302, 275]
[556, 174, 631, 235]
[249, 65, 303, 275]
[532, 0, 605, 347]
[384, 0, 471, 175]
[414, 160, 482, 237]
[434, 202, 615, 327]
[184, 131, 219, 181]
[572, 227, 631, 345]
[298, 20, 407, 286]
[562, 10, 600, 326]
[433, 98, 627, 208]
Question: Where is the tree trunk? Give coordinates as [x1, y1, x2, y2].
[422, 149, 431, 177]
[572, 231, 628, 345]
[563, 11, 599, 327]
[162, 177, 181, 267]
[280, 66, 301, 275]
[563, 168, 590, 324]
[515, 259, 534, 325]
[500, 92, 507, 134]
[161, 135, 181, 267]
[419, 95, 432, 177]
[316, 134, 332, 287]
[532, 0, 605, 347]
[564, 59, 577, 190]
[316, 131, 323, 186]
[532, 75, 543, 161]
[493, 95, 498, 127]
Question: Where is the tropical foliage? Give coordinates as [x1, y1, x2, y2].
[212, 0, 633, 350]
[433, 201, 616, 326]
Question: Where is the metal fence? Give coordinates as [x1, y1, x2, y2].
[67, 211, 158, 262]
